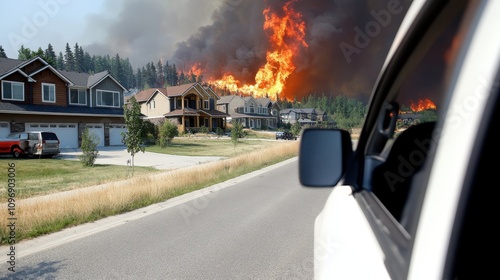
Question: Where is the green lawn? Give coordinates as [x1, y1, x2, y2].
[0, 137, 281, 202]
[0, 158, 157, 202]
[145, 137, 280, 157]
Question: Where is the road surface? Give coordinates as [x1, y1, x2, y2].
[1, 158, 332, 279]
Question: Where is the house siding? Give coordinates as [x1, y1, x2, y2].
[145, 92, 170, 118]
[91, 77, 124, 108]
[31, 70, 67, 106]
[1, 72, 29, 103]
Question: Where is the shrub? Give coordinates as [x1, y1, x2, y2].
[159, 120, 179, 147]
[78, 128, 99, 166]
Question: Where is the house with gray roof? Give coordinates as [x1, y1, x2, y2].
[0, 56, 128, 148]
[279, 107, 329, 127]
[216, 94, 280, 130]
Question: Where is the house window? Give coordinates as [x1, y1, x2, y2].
[42, 83, 56, 103]
[70, 88, 86, 105]
[263, 107, 268, 114]
[96, 90, 120, 107]
[2, 81, 24, 101]
[204, 100, 209, 109]
[250, 104, 255, 113]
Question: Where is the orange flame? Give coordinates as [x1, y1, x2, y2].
[211, 0, 307, 100]
[410, 98, 437, 112]
[189, 63, 203, 77]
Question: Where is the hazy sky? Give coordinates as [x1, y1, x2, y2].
[0, 0, 223, 67]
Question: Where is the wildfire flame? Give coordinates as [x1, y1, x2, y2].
[410, 98, 437, 112]
[189, 63, 203, 77]
[211, 0, 307, 100]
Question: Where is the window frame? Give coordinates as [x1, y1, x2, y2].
[350, 0, 472, 279]
[42, 83, 56, 103]
[2, 81, 25, 101]
[96, 89, 121, 108]
[69, 88, 87, 106]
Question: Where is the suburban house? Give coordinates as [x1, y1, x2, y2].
[216, 95, 280, 130]
[279, 108, 328, 127]
[131, 82, 229, 133]
[0, 56, 128, 148]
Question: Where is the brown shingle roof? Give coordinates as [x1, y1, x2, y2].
[131, 88, 168, 103]
[165, 83, 197, 96]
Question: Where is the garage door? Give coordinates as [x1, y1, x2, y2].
[86, 124, 105, 147]
[109, 124, 127, 145]
[0, 122, 10, 138]
[26, 123, 78, 148]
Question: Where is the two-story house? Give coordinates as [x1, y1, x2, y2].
[279, 108, 328, 127]
[217, 95, 280, 130]
[132, 83, 229, 133]
[0, 57, 128, 148]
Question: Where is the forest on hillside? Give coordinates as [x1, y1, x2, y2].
[0, 43, 373, 130]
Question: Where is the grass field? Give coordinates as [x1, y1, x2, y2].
[0, 137, 299, 245]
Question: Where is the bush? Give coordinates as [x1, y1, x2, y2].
[78, 128, 99, 166]
[159, 121, 179, 147]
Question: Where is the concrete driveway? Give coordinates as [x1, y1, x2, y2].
[55, 145, 225, 170]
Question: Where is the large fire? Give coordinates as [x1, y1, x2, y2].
[410, 98, 437, 112]
[210, 0, 307, 100]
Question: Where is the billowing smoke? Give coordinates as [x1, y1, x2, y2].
[171, 0, 411, 101]
[82, 0, 225, 68]
[83, 0, 410, 101]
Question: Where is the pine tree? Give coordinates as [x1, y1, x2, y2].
[56, 52, 65, 69]
[64, 43, 75, 71]
[74, 43, 84, 72]
[44, 44, 57, 67]
[0, 45, 8, 58]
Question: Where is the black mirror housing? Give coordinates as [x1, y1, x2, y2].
[299, 128, 353, 187]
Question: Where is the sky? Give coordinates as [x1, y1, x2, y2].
[0, 0, 411, 101]
[0, 0, 224, 67]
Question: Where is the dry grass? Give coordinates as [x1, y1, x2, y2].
[0, 141, 299, 245]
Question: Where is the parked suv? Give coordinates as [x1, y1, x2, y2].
[299, 0, 497, 279]
[7, 131, 60, 158]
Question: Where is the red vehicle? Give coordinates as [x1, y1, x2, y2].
[0, 131, 60, 158]
[0, 136, 24, 158]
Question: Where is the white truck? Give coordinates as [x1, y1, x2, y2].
[299, 0, 498, 279]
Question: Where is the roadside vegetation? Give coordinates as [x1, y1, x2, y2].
[0, 138, 298, 245]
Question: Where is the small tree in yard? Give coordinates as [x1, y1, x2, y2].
[216, 127, 224, 138]
[158, 120, 178, 147]
[78, 128, 99, 166]
[231, 121, 244, 149]
[291, 121, 302, 137]
[122, 96, 145, 175]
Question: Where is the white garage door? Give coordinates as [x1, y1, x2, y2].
[0, 122, 10, 138]
[109, 124, 127, 145]
[86, 124, 105, 147]
[26, 123, 78, 149]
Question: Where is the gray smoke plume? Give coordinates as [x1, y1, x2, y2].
[171, 0, 411, 101]
[83, 0, 410, 101]
[82, 0, 224, 68]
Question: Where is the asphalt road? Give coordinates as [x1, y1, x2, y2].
[1, 158, 332, 279]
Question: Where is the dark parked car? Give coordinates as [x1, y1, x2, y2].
[276, 131, 296, 140]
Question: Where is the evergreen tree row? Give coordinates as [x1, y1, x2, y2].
[0, 43, 202, 92]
